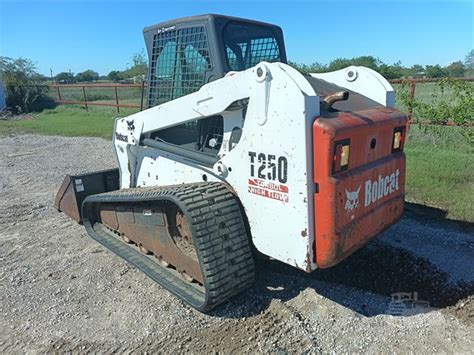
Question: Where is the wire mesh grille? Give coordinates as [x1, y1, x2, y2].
[226, 37, 280, 71]
[148, 26, 211, 107]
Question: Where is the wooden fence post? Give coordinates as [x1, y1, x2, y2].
[408, 80, 416, 122]
[56, 85, 62, 105]
[82, 86, 88, 111]
[140, 81, 145, 111]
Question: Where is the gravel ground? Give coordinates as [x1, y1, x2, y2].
[0, 134, 473, 353]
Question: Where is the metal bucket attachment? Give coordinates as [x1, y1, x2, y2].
[54, 169, 120, 223]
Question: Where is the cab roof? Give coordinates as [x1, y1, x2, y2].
[143, 14, 282, 33]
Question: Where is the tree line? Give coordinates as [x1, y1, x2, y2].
[288, 50, 473, 79]
[1, 50, 472, 115]
[54, 51, 148, 84]
[1, 50, 473, 86]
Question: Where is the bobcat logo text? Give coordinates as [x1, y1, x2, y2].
[344, 169, 401, 212]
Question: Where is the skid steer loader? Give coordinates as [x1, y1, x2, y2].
[55, 14, 407, 312]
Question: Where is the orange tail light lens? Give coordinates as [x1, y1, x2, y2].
[392, 127, 406, 152]
[333, 139, 350, 173]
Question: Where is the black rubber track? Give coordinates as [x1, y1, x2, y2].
[81, 182, 255, 312]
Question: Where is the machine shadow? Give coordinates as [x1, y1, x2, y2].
[212, 206, 474, 318]
[404, 202, 474, 233]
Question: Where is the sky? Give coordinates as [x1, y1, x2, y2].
[1, 0, 473, 76]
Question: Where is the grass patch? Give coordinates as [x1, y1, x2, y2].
[0, 105, 139, 139]
[405, 124, 473, 221]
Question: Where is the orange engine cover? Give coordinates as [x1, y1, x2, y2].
[313, 107, 407, 268]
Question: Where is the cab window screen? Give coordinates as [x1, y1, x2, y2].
[224, 22, 281, 71]
[148, 26, 211, 107]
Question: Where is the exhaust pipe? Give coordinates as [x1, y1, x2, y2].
[323, 91, 349, 109]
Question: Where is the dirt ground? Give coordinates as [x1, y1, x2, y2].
[0, 134, 473, 353]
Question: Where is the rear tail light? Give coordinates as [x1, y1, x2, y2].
[392, 127, 406, 152]
[333, 139, 350, 173]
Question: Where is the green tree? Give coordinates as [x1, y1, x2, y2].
[425, 64, 448, 78]
[307, 62, 326, 73]
[326, 56, 380, 72]
[32, 73, 48, 82]
[288, 61, 326, 74]
[405, 64, 425, 77]
[351, 56, 380, 70]
[464, 49, 474, 70]
[124, 50, 148, 80]
[327, 58, 353, 71]
[75, 69, 99, 82]
[447, 61, 465, 77]
[131, 50, 147, 67]
[288, 61, 305, 73]
[1, 57, 39, 85]
[55, 72, 75, 83]
[107, 70, 123, 82]
[0, 56, 53, 113]
[378, 61, 404, 79]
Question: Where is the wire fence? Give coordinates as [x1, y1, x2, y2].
[390, 77, 473, 124]
[6, 77, 474, 125]
[44, 82, 147, 113]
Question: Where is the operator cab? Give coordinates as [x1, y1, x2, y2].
[143, 14, 287, 108]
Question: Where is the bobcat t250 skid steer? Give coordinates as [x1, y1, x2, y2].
[55, 14, 407, 312]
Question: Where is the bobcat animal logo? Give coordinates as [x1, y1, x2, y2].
[127, 120, 135, 131]
[345, 186, 361, 212]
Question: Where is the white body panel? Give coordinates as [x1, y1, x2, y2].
[112, 63, 392, 271]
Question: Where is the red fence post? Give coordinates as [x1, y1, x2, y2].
[114, 86, 120, 113]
